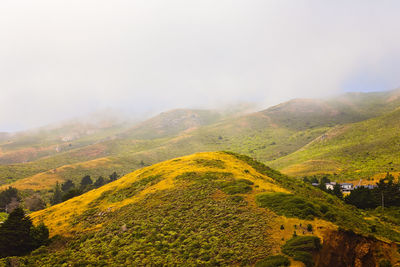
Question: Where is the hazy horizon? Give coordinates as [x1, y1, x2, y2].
[2, 1, 400, 132]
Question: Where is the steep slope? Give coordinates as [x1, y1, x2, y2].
[8, 152, 397, 266]
[269, 107, 400, 179]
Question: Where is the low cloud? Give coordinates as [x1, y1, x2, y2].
[1, 0, 400, 131]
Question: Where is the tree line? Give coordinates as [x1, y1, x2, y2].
[51, 172, 119, 205]
[305, 173, 400, 210]
[345, 173, 400, 209]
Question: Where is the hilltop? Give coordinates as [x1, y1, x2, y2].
[3, 152, 398, 266]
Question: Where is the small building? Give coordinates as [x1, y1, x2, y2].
[340, 183, 354, 193]
[325, 182, 336, 191]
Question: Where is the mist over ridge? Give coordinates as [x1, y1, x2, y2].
[1, 1, 400, 132]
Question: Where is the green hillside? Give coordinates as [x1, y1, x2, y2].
[2, 152, 398, 266]
[118, 108, 227, 140]
[269, 107, 400, 179]
[3, 90, 400, 191]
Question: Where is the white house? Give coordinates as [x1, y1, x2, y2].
[340, 183, 354, 193]
[325, 182, 336, 190]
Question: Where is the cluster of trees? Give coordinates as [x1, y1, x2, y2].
[306, 173, 400, 210]
[346, 173, 400, 209]
[51, 172, 119, 205]
[0, 207, 49, 258]
[0, 187, 46, 213]
[0, 187, 20, 213]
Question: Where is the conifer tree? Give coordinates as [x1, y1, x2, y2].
[0, 207, 49, 258]
[94, 176, 106, 187]
[61, 179, 75, 192]
[50, 182, 63, 205]
[80, 175, 93, 187]
[109, 172, 119, 182]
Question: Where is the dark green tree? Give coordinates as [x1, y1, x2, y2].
[318, 182, 326, 191]
[109, 172, 119, 182]
[62, 188, 82, 202]
[0, 187, 20, 212]
[332, 183, 343, 199]
[61, 179, 75, 192]
[374, 174, 400, 208]
[50, 182, 63, 205]
[30, 223, 50, 249]
[320, 176, 331, 184]
[345, 187, 377, 209]
[80, 175, 93, 187]
[94, 176, 106, 188]
[0, 207, 49, 258]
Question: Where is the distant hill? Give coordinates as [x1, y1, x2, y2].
[0, 112, 133, 165]
[3, 89, 400, 190]
[269, 107, 400, 179]
[118, 109, 226, 140]
[6, 152, 393, 266]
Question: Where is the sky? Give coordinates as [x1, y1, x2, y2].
[1, 1, 400, 131]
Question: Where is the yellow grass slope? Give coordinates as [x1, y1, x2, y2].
[31, 151, 290, 236]
[0, 157, 114, 191]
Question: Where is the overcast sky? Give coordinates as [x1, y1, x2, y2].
[1, 1, 400, 131]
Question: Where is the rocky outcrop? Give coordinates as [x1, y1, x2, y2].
[315, 229, 399, 267]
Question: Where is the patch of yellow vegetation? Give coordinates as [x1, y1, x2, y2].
[373, 172, 400, 180]
[0, 157, 113, 191]
[281, 160, 340, 177]
[342, 173, 400, 187]
[0, 172, 63, 191]
[31, 152, 289, 236]
[269, 216, 337, 254]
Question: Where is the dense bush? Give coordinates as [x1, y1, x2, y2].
[256, 192, 319, 220]
[218, 179, 253, 195]
[255, 255, 290, 267]
[281, 236, 321, 267]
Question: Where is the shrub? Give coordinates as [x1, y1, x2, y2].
[281, 235, 321, 267]
[194, 159, 225, 169]
[218, 179, 253, 195]
[229, 195, 244, 203]
[255, 255, 290, 267]
[293, 251, 314, 267]
[256, 193, 320, 220]
[282, 236, 321, 255]
[379, 259, 392, 267]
